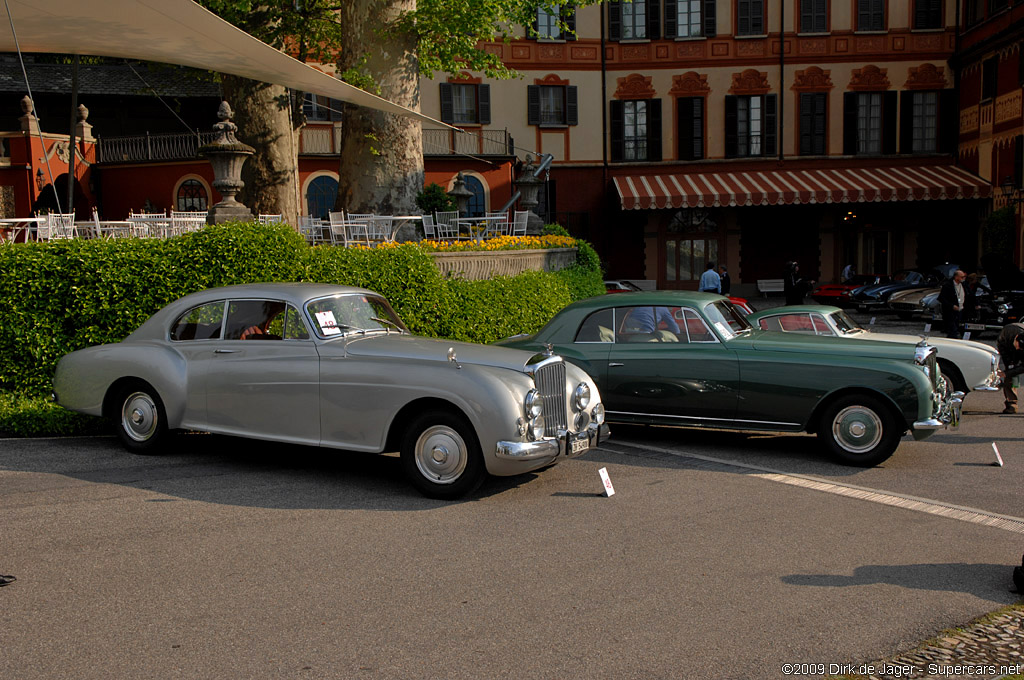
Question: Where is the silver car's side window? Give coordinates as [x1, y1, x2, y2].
[575, 308, 614, 343]
[225, 300, 288, 341]
[169, 301, 226, 341]
[281, 305, 311, 340]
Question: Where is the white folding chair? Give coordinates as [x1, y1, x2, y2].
[511, 210, 529, 237]
[46, 212, 77, 240]
[421, 214, 437, 240]
[258, 214, 283, 225]
[369, 216, 393, 244]
[487, 211, 510, 237]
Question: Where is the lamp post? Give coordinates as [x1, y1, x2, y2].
[447, 172, 474, 217]
[999, 176, 1024, 266]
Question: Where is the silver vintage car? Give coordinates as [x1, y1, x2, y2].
[52, 283, 608, 499]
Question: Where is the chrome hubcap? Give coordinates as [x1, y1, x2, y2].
[121, 392, 158, 442]
[832, 405, 882, 454]
[414, 425, 467, 485]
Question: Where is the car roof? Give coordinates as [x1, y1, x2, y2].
[748, 304, 841, 319]
[174, 282, 373, 307]
[569, 290, 727, 310]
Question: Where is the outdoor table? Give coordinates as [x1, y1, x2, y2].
[454, 215, 507, 242]
[388, 215, 423, 242]
[0, 217, 44, 243]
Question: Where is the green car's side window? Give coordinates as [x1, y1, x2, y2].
[575, 308, 614, 343]
[809, 313, 835, 336]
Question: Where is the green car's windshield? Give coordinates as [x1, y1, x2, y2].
[305, 293, 409, 338]
[704, 300, 753, 340]
[830, 310, 864, 334]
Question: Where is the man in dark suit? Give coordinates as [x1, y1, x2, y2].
[937, 269, 966, 338]
[719, 265, 731, 295]
[997, 322, 1024, 414]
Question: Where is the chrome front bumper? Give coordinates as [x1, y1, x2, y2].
[973, 357, 1001, 392]
[495, 422, 609, 461]
[913, 390, 963, 432]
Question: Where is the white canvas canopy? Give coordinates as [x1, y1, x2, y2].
[0, 0, 445, 126]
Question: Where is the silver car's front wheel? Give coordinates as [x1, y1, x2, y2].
[115, 385, 169, 454]
[401, 410, 485, 500]
[818, 394, 900, 467]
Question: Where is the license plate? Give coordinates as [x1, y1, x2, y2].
[858, 305, 868, 311]
[965, 323, 985, 331]
[570, 437, 590, 455]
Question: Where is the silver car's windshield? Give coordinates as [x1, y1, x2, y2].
[830, 310, 864, 334]
[305, 293, 409, 338]
[704, 300, 753, 340]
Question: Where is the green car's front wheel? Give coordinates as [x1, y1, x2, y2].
[818, 395, 900, 467]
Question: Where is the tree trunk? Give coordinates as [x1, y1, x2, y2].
[221, 76, 302, 227]
[336, 0, 424, 237]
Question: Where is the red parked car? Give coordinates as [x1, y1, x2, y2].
[810, 274, 889, 307]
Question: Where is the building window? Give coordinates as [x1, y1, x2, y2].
[800, 0, 827, 32]
[536, 5, 576, 39]
[302, 93, 341, 122]
[439, 83, 491, 125]
[623, 0, 648, 38]
[666, 0, 716, 37]
[306, 175, 338, 219]
[528, 84, 579, 126]
[964, 0, 981, 25]
[856, 0, 884, 30]
[737, 0, 764, 35]
[608, 0, 660, 40]
[913, 0, 942, 28]
[463, 174, 486, 217]
[910, 91, 938, 153]
[176, 179, 207, 211]
[843, 91, 897, 155]
[611, 99, 663, 162]
[799, 92, 827, 155]
[982, 56, 999, 101]
[725, 95, 777, 157]
[677, 97, 705, 161]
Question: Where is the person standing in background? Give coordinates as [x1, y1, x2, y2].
[719, 265, 731, 295]
[997, 322, 1024, 414]
[937, 269, 967, 339]
[699, 262, 721, 293]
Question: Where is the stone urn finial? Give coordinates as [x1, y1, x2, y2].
[75, 103, 94, 141]
[19, 95, 39, 133]
[77, 104, 89, 122]
[20, 95, 33, 116]
[199, 100, 255, 224]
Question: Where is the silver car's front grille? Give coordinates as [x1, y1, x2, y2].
[534, 361, 567, 436]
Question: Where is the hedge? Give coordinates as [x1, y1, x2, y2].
[0, 221, 604, 402]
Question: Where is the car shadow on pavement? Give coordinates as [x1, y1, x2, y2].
[0, 432, 541, 509]
[782, 563, 1012, 602]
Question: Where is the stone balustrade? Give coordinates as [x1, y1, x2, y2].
[429, 247, 577, 280]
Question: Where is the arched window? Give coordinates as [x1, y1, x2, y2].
[176, 179, 208, 211]
[464, 174, 485, 217]
[306, 175, 338, 219]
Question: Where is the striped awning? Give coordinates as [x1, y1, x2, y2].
[614, 164, 993, 210]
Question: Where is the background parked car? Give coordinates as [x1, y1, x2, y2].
[746, 304, 1000, 395]
[53, 283, 609, 499]
[810, 274, 890, 307]
[498, 291, 960, 467]
[850, 264, 958, 311]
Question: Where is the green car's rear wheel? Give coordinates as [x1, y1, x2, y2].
[818, 394, 900, 467]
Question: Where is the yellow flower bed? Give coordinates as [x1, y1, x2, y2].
[419, 235, 577, 252]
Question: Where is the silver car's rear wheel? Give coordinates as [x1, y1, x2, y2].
[115, 385, 169, 454]
[401, 410, 485, 500]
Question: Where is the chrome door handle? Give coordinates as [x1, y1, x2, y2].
[214, 349, 239, 354]
[609, 362, 624, 367]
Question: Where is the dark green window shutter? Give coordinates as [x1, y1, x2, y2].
[567, 86, 579, 125]
[704, 0, 717, 36]
[609, 1, 622, 40]
[883, 90, 897, 155]
[565, 7, 577, 40]
[938, 89, 956, 154]
[725, 96, 738, 157]
[648, 0, 661, 39]
[610, 100, 624, 162]
[478, 85, 491, 125]
[1015, 135, 1024, 187]
[648, 99, 663, 161]
[799, 93, 814, 155]
[678, 97, 704, 160]
[899, 90, 913, 154]
[439, 83, 454, 124]
[843, 92, 858, 155]
[527, 85, 540, 125]
[665, 0, 678, 38]
[763, 94, 777, 156]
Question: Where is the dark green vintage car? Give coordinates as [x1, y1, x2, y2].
[497, 291, 962, 466]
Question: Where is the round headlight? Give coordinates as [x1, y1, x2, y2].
[574, 382, 591, 410]
[528, 415, 545, 441]
[524, 389, 543, 419]
[998, 303, 1010, 315]
[592, 402, 606, 426]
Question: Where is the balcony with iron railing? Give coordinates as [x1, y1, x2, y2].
[96, 125, 516, 164]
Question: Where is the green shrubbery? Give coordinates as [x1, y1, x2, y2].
[0, 221, 604, 435]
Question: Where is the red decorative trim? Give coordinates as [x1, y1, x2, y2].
[669, 72, 711, 97]
[447, 72, 482, 85]
[904, 63, 947, 90]
[729, 69, 771, 95]
[613, 74, 656, 100]
[535, 73, 570, 86]
[791, 66, 834, 92]
[849, 65, 890, 91]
